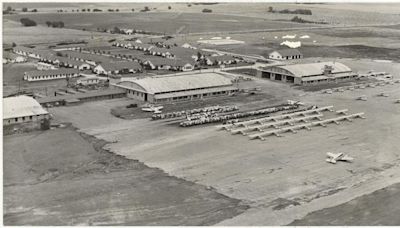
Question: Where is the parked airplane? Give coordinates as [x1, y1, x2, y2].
[141, 104, 164, 113]
[326, 152, 354, 164]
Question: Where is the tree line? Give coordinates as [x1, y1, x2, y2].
[268, 7, 312, 15]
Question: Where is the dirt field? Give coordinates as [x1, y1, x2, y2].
[45, 58, 400, 225]
[290, 182, 400, 225]
[3, 125, 248, 225]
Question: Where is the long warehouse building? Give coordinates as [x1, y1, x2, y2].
[257, 61, 358, 85]
[114, 73, 238, 103]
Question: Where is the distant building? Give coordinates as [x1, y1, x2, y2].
[3, 95, 50, 126]
[257, 61, 358, 85]
[143, 57, 195, 71]
[24, 69, 79, 81]
[181, 43, 197, 49]
[37, 62, 58, 70]
[268, 49, 303, 60]
[114, 73, 238, 103]
[93, 61, 142, 76]
[72, 75, 107, 86]
[205, 55, 237, 66]
[3, 52, 27, 63]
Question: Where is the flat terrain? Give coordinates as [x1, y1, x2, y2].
[290, 182, 400, 226]
[3, 125, 247, 225]
[4, 12, 311, 35]
[47, 58, 400, 225]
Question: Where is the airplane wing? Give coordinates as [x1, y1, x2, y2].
[326, 158, 336, 164]
[339, 155, 354, 162]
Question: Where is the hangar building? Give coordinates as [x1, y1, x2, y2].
[257, 61, 358, 85]
[114, 73, 238, 103]
[3, 95, 50, 126]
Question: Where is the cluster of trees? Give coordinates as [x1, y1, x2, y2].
[140, 6, 150, 12]
[107, 9, 120, 12]
[45, 21, 65, 28]
[202, 8, 212, 13]
[93, 9, 102, 12]
[290, 16, 327, 24]
[20, 18, 37, 26]
[3, 6, 15, 14]
[268, 7, 312, 15]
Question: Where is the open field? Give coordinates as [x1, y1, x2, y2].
[45, 57, 400, 225]
[4, 12, 312, 35]
[3, 125, 247, 225]
[290, 182, 400, 225]
[2, 19, 124, 45]
[5, 3, 400, 26]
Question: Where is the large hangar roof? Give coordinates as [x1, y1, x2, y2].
[118, 73, 233, 94]
[3, 95, 48, 119]
[272, 61, 352, 77]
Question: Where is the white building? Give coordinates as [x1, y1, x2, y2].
[24, 69, 80, 81]
[3, 95, 50, 126]
[268, 49, 303, 60]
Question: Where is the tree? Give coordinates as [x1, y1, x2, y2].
[72, 9, 75, 12]
[112, 26, 121, 34]
[202, 8, 212, 13]
[82, 9, 86, 12]
[87, 8, 90, 12]
[116, 9, 119, 12]
[144, 6, 150, 11]
[6, 6, 12, 12]
[20, 18, 37, 27]
[56, 52, 63, 56]
[22, 7, 28, 12]
[168, 6, 172, 10]
[46, 21, 52, 27]
[268, 6, 274, 12]
[31, 9, 37, 12]
[93, 9, 102, 12]
[12, 42, 17, 47]
[131, 8, 135, 12]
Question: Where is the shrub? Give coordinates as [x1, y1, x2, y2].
[20, 18, 37, 26]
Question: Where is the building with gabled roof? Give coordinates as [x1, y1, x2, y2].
[113, 73, 238, 103]
[93, 61, 142, 76]
[269, 48, 303, 60]
[24, 69, 80, 81]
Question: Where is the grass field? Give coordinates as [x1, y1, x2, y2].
[4, 12, 313, 35]
[3, 125, 248, 225]
[2, 19, 123, 45]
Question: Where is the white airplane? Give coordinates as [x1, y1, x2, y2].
[141, 105, 164, 113]
[326, 152, 354, 164]
[287, 100, 305, 106]
[356, 95, 367, 101]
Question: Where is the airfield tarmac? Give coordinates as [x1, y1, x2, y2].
[47, 58, 400, 225]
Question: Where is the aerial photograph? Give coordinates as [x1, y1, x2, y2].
[2, 1, 400, 226]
